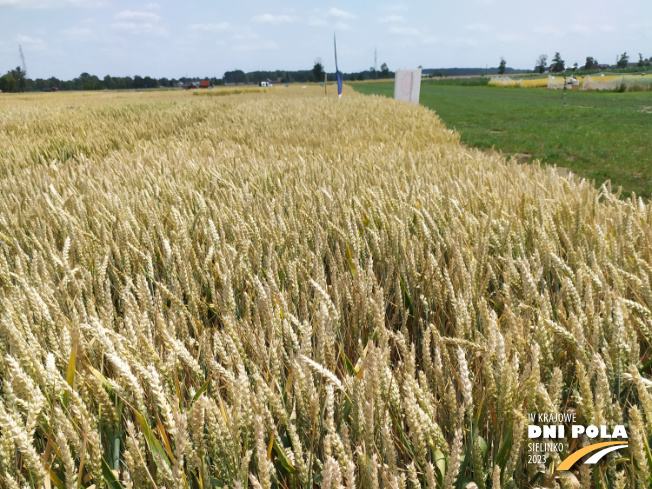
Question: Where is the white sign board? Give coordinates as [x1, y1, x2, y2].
[394, 69, 422, 104]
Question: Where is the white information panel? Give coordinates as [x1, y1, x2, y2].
[394, 69, 422, 104]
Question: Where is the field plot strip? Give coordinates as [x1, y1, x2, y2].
[0, 87, 651, 488]
[352, 81, 652, 200]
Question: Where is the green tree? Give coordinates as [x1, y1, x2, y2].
[535, 54, 547, 74]
[380, 62, 389, 78]
[498, 57, 506, 74]
[583, 56, 597, 70]
[143, 76, 158, 88]
[122, 76, 134, 89]
[47, 77, 61, 89]
[312, 59, 324, 82]
[638, 53, 645, 67]
[551, 52, 565, 72]
[75, 72, 103, 90]
[9, 66, 27, 91]
[223, 70, 247, 84]
[32, 78, 47, 91]
[133, 75, 145, 89]
[617, 52, 629, 68]
[103, 75, 116, 89]
[0, 72, 17, 92]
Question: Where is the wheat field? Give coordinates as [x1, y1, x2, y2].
[0, 86, 651, 489]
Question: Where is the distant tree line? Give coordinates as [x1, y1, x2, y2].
[223, 69, 317, 84]
[223, 62, 394, 85]
[13, 50, 651, 94]
[0, 60, 397, 93]
[533, 51, 651, 74]
[0, 70, 226, 93]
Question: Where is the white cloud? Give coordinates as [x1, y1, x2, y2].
[394, 31, 472, 48]
[233, 29, 259, 41]
[115, 10, 160, 22]
[534, 25, 562, 35]
[378, 15, 405, 23]
[327, 7, 355, 19]
[15, 34, 34, 42]
[190, 22, 231, 32]
[451, 37, 479, 47]
[62, 27, 93, 39]
[631, 20, 652, 31]
[112, 22, 166, 36]
[0, 0, 103, 7]
[465, 23, 490, 32]
[396, 40, 416, 48]
[234, 41, 278, 52]
[495, 33, 523, 42]
[15, 34, 47, 51]
[309, 8, 355, 29]
[16, 34, 44, 44]
[389, 26, 421, 36]
[112, 9, 165, 36]
[252, 14, 294, 24]
[569, 24, 590, 34]
[379, 3, 408, 12]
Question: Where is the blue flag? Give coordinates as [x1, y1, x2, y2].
[337, 70, 342, 98]
[334, 33, 342, 98]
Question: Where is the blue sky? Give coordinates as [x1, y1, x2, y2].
[0, 0, 650, 79]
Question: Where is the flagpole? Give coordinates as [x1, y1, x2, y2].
[334, 33, 342, 99]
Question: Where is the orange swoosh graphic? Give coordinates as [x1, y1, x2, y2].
[557, 441, 627, 471]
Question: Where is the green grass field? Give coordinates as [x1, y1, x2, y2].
[352, 82, 652, 199]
